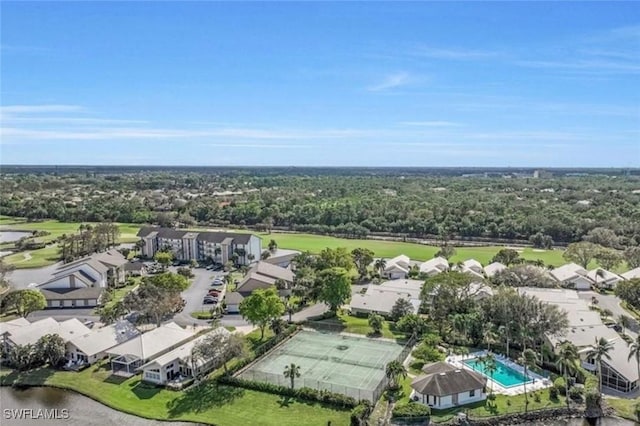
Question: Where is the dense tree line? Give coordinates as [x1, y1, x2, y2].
[1, 171, 638, 245]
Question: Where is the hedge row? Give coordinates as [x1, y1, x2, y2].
[392, 402, 431, 418]
[218, 375, 358, 408]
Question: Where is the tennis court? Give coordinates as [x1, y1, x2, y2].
[238, 330, 407, 401]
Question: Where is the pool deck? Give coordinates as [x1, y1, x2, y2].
[446, 350, 552, 396]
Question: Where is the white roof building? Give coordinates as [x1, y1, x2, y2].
[550, 263, 593, 290]
[621, 267, 640, 280]
[107, 322, 195, 362]
[383, 255, 412, 279]
[349, 279, 422, 317]
[484, 262, 507, 278]
[67, 321, 140, 365]
[0, 317, 30, 337]
[586, 269, 623, 289]
[419, 257, 449, 276]
[6, 318, 90, 347]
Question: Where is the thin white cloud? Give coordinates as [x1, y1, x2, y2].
[367, 72, 411, 91]
[410, 46, 498, 60]
[204, 143, 308, 149]
[0, 105, 85, 114]
[399, 121, 462, 127]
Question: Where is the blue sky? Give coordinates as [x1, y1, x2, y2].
[1, 2, 638, 167]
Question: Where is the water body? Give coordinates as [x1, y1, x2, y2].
[0, 231, 32, 243]
[0, 387, 200, 426]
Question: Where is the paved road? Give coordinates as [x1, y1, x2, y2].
[290, 302, 328, 322]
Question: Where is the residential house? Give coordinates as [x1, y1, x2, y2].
[107, 322, 196, 374]
[124, 261, 147, 277]
[484, 262, 507, 278]
[621, 267, 640, 281]
[4, 318, 90, 349]
[66, 321, 140, 366]
[225, 292, 244, 314]
[349, 279, 422, 317]
[141, 327, 230, 385]
[38, 249, 128, 308]
[419, 257, 449, 277]
[519, 287, 638, 394]
[454, 259, 485, 280]
[383, 255, 411, 280]
[262, 248, 301, 268]
[0, 317, 30, 348]
[550, 263, 593, 290]
[587, 268, 622, 289]
[410, 362, 487, 409]
[137, 227, 261, 266]
[236, 261, 294, 296]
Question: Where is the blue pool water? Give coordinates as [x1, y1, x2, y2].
[464, 358, 532, 387]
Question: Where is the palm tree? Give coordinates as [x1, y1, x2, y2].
[617, 314, 632, 335]
[587, 337, 614, 394]
[481, 353, 497, 395]
[555, 341, 579, 408]
[483, 323, 498, 352]
[283, 363, 301, 389]
[627, 335, 640, 392]
[519, 348, 539, 413]
[374, 258, 386, 277]
[270, 318, 286, 336]
[385, 360, 407, 389]
[594, 269, 606, 289]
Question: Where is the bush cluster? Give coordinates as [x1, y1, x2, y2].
[218, 375, 358, 408]
[392, 402, 431, 418]
[553, 376, 566, 395]
[350, 400, 372, 426]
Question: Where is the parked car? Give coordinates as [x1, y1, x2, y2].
[208, 289, 221, 295]
[206, 265, 214, 270]
[211, 280, 224, 286]
[203, 297, 216, 304]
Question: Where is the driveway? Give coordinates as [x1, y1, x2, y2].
[290, 302, 328, 322]
[578, 290, 639, 335]
[172, 268, 249, 329]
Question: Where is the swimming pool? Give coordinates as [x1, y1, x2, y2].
[464, 357, 532, 388]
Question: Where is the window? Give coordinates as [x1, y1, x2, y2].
[469, 389, 475, 397]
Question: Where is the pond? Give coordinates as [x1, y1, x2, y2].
[0, 231, 32, 243]
[1, 387, 201, 426]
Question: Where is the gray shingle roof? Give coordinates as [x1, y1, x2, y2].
[40, 287, 104, 301]
[411, 362, 486, 396]
[137, 226, 255, 245]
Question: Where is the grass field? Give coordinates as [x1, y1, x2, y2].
[1, 217, 141, 269]
[0, 364, 350, 426]
[309, 312, 405, 340]
[1, 216, 625, 271]
[259, 232, 569, 266]
[606, 397, 639, 422]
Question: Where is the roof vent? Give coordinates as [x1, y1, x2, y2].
[454, 370, 461, 373]
[439, 373, 446, 376]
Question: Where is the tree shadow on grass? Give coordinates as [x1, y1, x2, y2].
[166, 380, 245, 418]
[14, 368, 56, 387]
[130, 380, 161, 399]
[103, 374, 129, 385]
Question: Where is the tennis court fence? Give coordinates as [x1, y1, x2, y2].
[239, 369, 387, 402]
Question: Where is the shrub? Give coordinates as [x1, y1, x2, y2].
[554, 376, 566, 395]
[412, 342, 444, 363]
[549, 386, 559, 400]
[350, 401, 373, 426]
[569, 386, 583, 401]
[392, 402, 431, 418]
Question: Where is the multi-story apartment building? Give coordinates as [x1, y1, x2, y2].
[137, 227, 261, 266]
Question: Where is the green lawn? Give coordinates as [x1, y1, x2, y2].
[258, 232, 568, 267]
[606, 397, 639, 422]
[309, 312, 405, 340]
[1, 218, 141, 269]
[2, 245, 61, 269]
[0, 364, 350, 426]
[100, 282, 139, 311]
[2, 216, 623, 271]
